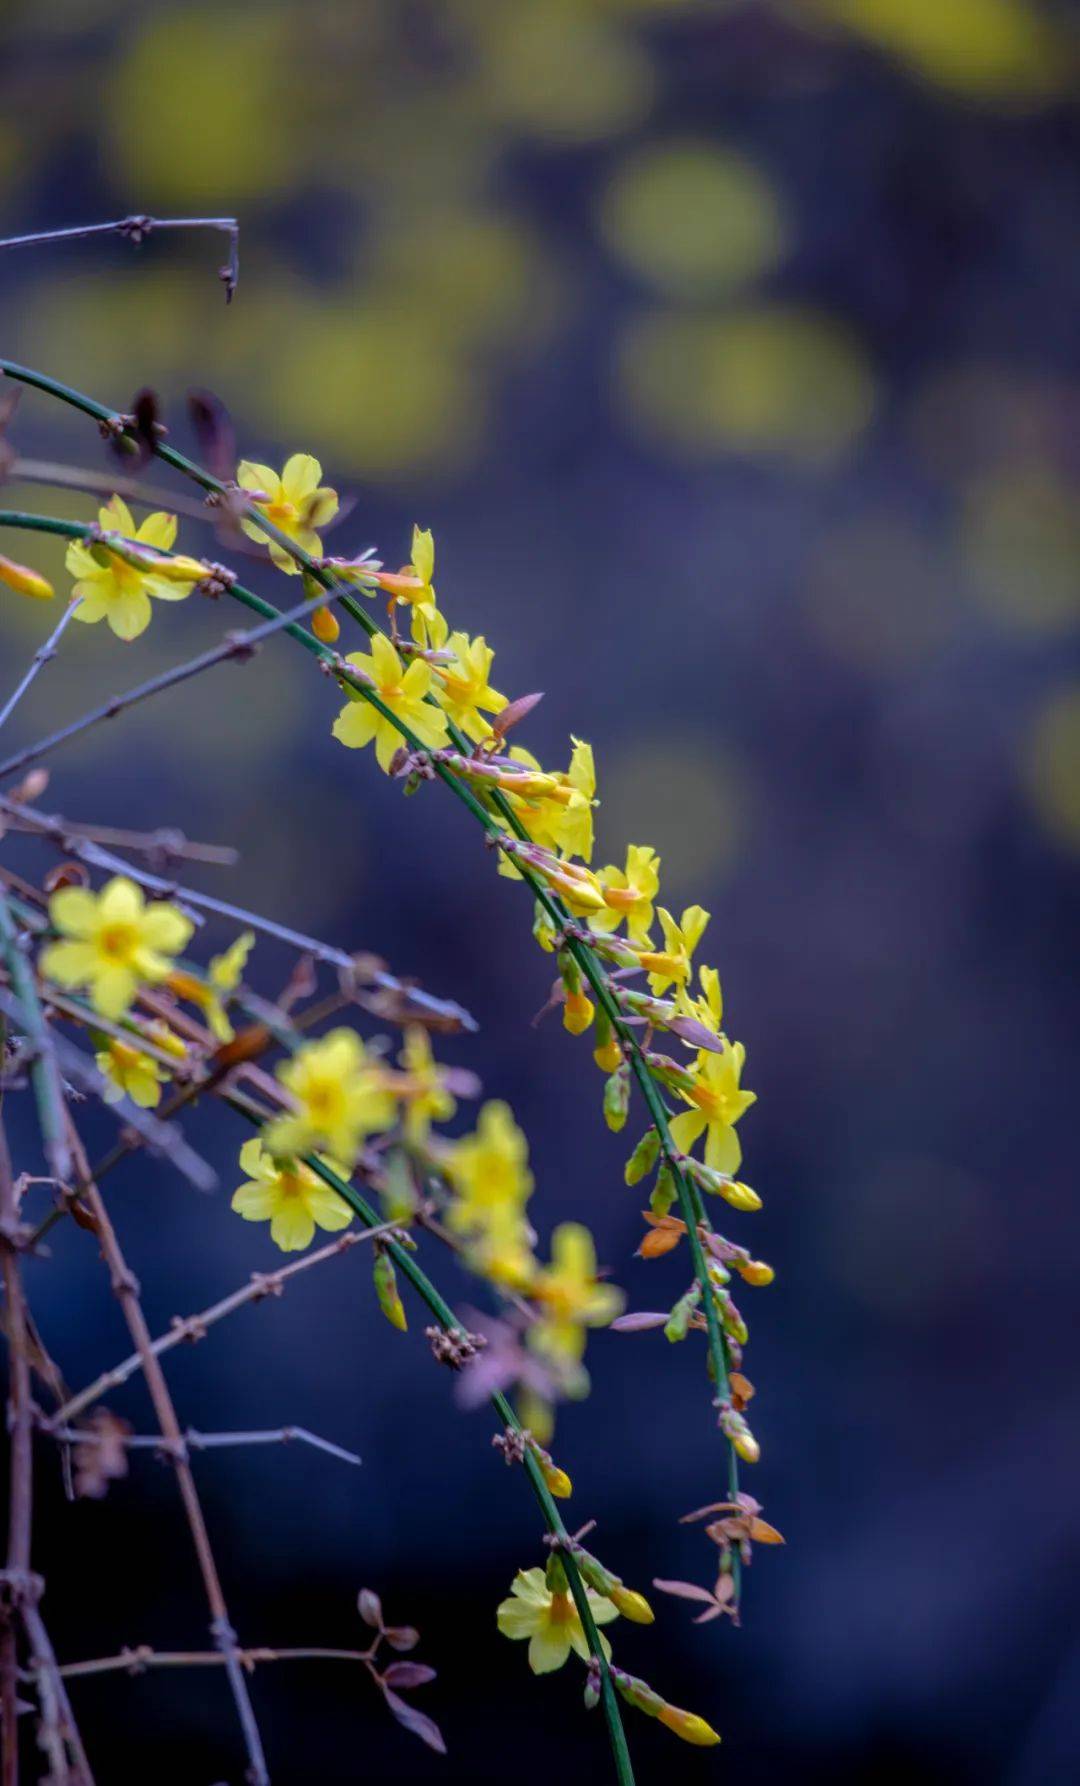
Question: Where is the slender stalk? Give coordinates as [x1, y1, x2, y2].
[0, 218, 239, 301]
[0, 782, 475, 1034]
[62, 1123, 269, 1786]
[49, 1229, 383, 1429]
[222, 1085, 636, 1785]
[0, 1114, 30, 1786]
[0, 601, 81, 738]
[0, 884, 70, 1185]
[0, 501, 740, 1514]
[58, 1644, 386, 1679]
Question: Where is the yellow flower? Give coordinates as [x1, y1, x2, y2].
[446, 1100, 536, 1288]
[639, 904, 710, 997]
[530, 1223, 625, 1364]
[167, 931, 256, 1045]
[332, 633, 450, 772]
[0, 553, 54, 601]
[431, 630, 508, 742]
[669, 1041, 756, 1175]
[496, 1568, 617, 1674]
[264, 1029, 396, 1166]
[591, 845, 660, 948]
[677, 963, 723, 1037]
[65, 498, 200, 641]
[95, 1037, 167, 1108]
[40, 876, 193, 1020]
[499, 738, 597, 876]
[398, 1025, 456, 1144]
[237, 454, 338, 574]
[231, 1138, 352, 1253]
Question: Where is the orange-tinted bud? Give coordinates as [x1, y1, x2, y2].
[563, 990, 595, 1036]
[658, 1704, 722, 1747]
[311, 604, 341, 643]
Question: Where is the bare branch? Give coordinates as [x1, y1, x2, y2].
[49, 1230, 380, 1428]
[0, 601, 82, 739]
[50, 1425, 362, 1470]
[0, 217, 239, 302]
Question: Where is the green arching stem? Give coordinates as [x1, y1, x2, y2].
[0, 356, 745, 1521]
[223, 1084, 636, 1785]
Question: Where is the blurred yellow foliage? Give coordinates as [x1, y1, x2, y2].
[815, 0, 1070, 104]
[470, 3, 654, 142]
[1024, 685, 1080, 851]
[108, 9, 300, 204]
[618, 306, 875, 464]
[961, 469, 1080, 634]
[599, 738, 748, 893]
[600, 142, 786, 298]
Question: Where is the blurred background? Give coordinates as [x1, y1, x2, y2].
[1, 0, 1079, 1780]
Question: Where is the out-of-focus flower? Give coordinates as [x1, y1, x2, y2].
[0, 552, 53, 601]
[264, 1029, 396, 1165]
[398, 1025, 456, 1144]
[40, 876, 193, 1020]
[445, 1100, 536, 1288]
[231, 1138, 352, 1252]
[65, 498, 200, 641]
[167, 930, 256, 1043]
[669, 1042, 755, 1175]
[332, 634, 450, 772]
[530, 1223, 625, 1363]
[237, 454, 338, 573]
[496, 1566, 616, 1674]
[95, 1037, 167, 1108]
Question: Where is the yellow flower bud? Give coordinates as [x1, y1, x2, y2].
[737, 1258, 774, 1286]
[721, 1179, 763, 1212]
[609, 1585, 654, 1624]
[311, 604, 341, 644]
[733, 1429, 760, 1464]
[541, 1461, 573, 1499]
[0, 553, 54, 601]
[151, 553, 210, 583]
[563, 990, 595, 1036]
[658, 1705, 722, 1747]
[593, 1035, 622, 1073]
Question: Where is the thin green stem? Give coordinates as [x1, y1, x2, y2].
[223, 1086, 635, 1784]
[0, 356, 745, 1538]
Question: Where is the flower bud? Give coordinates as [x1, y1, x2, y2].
[311, 604, 340, 643]
[612, 1668, 665, 1718]
[624, 1127, 660, 1187]
[151, 552, 211, 583]
[373, 1252, 407, 1331]
[736, 1258, 774, 1287]
[563, 989, 595, 1036]
[649, 1163, 676, 1217]
[542, 1462, 573, 1499]
[603, 1065, 630, 1132]
[658, 1704, 722, 1747]
[664, 1286, 699, 1343]
[0, 553, 54, 601]
[608, 1584, 655, 1625]
[733, 1430, 760, 1464]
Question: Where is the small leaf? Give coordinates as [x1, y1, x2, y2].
[382, 1661, 436, 1689]
[383, 1625, 420, 1652]
[652, 1579, 719, 1605]
[358, 1588, 383, 1628]
[679, 1501, 740, 1524]
[748, 1519, 785, 1545]
[638, 1225, 683, 1260]
[610, 1311, 668, 1332]
[383, 1689, 447, 1754]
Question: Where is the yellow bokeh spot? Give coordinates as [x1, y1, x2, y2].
[599, 738, 747, 893]
[960, 469, 1080, 634]
[600, 142, 786, 298]
[814, 0, 1069, 105]
[1025, 686, 1080, 853]
[108, 10, 298, 204]
[617, 306, 875, 465]
[474, 4, 654, 143]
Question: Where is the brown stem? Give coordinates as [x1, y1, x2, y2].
[0, 1115, 30, 1786]
[63, 1122, 269, 1786]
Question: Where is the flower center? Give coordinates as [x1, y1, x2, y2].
[98, 922, 137, 960]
